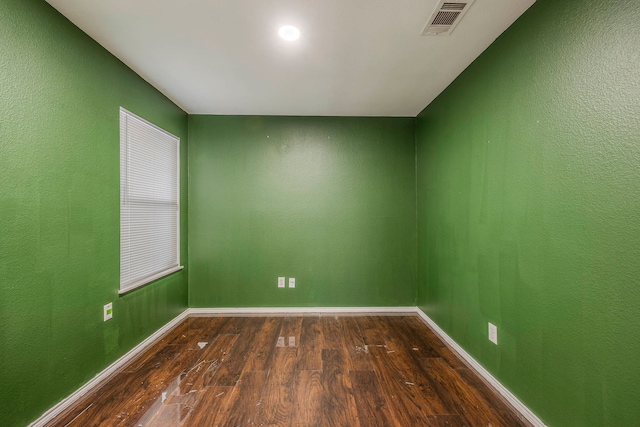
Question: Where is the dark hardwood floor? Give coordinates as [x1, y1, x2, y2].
[47, 315, 530, 427]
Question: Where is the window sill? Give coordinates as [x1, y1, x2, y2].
[119, 265, 184, 295]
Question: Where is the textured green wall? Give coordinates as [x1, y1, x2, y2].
[0, 1, 188, 425]
[416, 0, 640, 425]
[189, 116, 416, 307]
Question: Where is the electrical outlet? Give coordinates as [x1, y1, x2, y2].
[288, 278, 295, 288]
[488, 322, 498, 344]
[104, 303, 113, 322]
[278, 277, 285, 288]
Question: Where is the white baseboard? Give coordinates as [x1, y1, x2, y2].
[31, 306, 544, 427]
[187, 306, 416, 315]
[415, 308, 546, 427]
[29, 309, 190, 427]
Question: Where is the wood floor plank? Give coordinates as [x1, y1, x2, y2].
[320, 315, 343, 349]
[180, 333, 239, 393]
[355, 316, 394, 347]
[289, 370, 323, 427]
[182, 386, 233, 427]
[50, 373, 135, 427]
[244, 317, 283, 371]
[350, 370, 398, 427]
[438, 346, 470, 370]
[164, 389, 200, 425]
[255, 347, 299, 425]
[369, 345, 449, 424]
[143, 402, 180, 426]
[209, 317, 266, 386]
[402, 316, 467, 368]
[456, 366, 531, 426]
[216, 316, 251, 334]
[297, 316, 324, 370]
[111, 370, 186, 425]
[339, 317, 374, 371]
[120, 340, 188, 375]
[133, 376, 184, 426]
[423, 357, 523, 427]
[279, 315, 303, 348]
[321, 349, 361, 427]
[424, 414, 470, 426]
[384, 316, 443, 359]
[123, 318, 193, 371]
[218, 370, 269, 426]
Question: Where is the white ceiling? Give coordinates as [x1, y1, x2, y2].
[46, 0, 535, 116]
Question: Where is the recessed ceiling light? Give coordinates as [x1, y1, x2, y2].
[278, 25, 300, 41]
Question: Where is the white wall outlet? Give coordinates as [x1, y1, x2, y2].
[288, 278, 296, 288]
[488, 322, 498, 345]
[278, 277, 285, 288]
[104, 303, 113, 322]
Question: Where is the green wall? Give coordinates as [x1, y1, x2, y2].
[0, 1, 189, 425]
[416, 0, 640, 425]
[188, 116, 416, 307]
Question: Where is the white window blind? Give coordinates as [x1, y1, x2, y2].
[120, 108, 182, 294]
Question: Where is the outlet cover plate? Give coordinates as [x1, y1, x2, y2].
[289, 278, 296, 288]
[488, 322, 498, 344]
[278, 277, 285, 288]
[104, 303, 113, 322]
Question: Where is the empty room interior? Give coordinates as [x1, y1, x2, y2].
[1, 0, 639, 426]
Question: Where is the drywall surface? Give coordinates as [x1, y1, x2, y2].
[189, 116, 416, 307]
[416, 0, 640, 425]
[0, 1, 188, 425]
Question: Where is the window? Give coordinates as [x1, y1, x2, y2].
[119, 108, 182, 294]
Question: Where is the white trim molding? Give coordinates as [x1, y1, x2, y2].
[187, 306, 417, 316]
[29, 310, 190, 427]
[415, 307, 546, 427]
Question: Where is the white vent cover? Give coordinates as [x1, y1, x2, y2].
[422, 0, 475, 35]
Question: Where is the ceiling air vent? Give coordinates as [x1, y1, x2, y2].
[422, 0, 475, 36]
